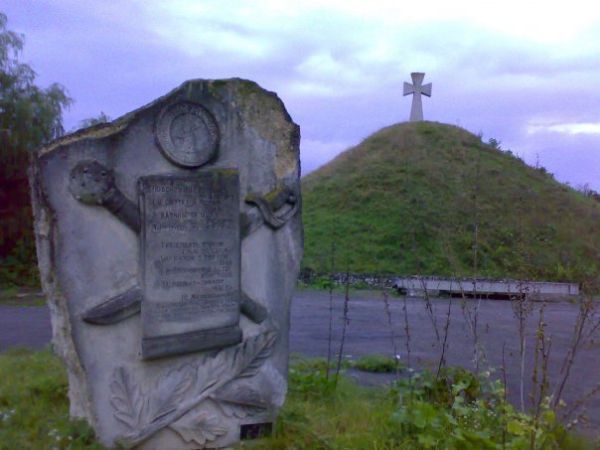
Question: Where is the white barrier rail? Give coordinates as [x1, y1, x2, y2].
[392, 277, 579, 298]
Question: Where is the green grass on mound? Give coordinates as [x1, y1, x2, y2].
[302, 122, 600, 284]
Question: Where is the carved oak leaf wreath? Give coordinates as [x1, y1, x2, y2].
[111, 329, 278, 448]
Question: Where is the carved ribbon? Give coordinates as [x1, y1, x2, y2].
[245, 185, 299, 230]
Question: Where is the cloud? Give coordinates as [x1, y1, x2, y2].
[4, 0, 600, 190]
[527, 122, 600, 135]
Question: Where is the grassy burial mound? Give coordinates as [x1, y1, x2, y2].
[302, 122, 600, 283]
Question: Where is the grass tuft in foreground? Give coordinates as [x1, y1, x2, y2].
[0, 350, 595, 449]
[270, 359, 594, 449]
[349, 354, 403, 373]
[0, 348, 102, 450]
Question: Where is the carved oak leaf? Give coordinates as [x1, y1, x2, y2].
[169, 411, 227, 447]
[217, 398, 267, 419]
[213, 386, 268, 419]
[264, 364, 288, 408]
[149, 364, 195, 423]
[110, 367, 144, 429]
[190, 329, 277, 400]
[235, 331, 277, 379]
[192, 351, 221, 394]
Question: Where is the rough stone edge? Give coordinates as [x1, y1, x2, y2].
[223, 81, 301, 179]
[28, 155, 96, 424]
[37, 78, 298, 162]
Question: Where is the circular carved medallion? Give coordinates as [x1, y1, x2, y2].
[156, 102, 219, 167]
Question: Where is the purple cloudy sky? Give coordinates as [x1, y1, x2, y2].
[4, 1, 600, 189]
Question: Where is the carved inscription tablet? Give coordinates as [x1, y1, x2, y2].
[139, 171, 242, 359]
[156, 102, 219, 168]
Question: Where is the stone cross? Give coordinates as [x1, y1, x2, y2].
[403, 72, 432, 122]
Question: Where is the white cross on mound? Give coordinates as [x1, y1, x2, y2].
[403, 72, 432, 122]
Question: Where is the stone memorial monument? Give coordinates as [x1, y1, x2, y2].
[30, 78, 302, 449]
[403, 72, 432, 122]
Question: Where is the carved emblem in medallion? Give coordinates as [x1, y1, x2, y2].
[156, 102, 219, 168]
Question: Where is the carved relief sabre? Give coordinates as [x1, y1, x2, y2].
[69, 160, 294, 328]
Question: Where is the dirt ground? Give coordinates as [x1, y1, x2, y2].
[1, 288, 599, 436]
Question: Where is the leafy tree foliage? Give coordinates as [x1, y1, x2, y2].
[0, 12, 72, 286]
[78, 111, 110, 129]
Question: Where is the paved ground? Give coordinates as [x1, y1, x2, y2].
[0, 304, 52, 351]
[1, 289, 599, 435]
[290, 290, 599, 435]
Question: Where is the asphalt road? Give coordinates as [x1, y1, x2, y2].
[0, 304, 52, 351]
[1, 289, 599, 435]
[290, 290, 600, 436]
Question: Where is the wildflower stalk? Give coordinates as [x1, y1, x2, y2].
[326, 242, 335, 380]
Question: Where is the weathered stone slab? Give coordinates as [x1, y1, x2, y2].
[30, 78, 302, 449]
[139, 172, 242, 359]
